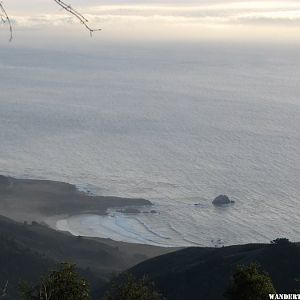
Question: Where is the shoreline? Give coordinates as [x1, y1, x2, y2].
[0, 174, 177, 258]
[0, 174, 152, 223]
[54, 214, 179, 248]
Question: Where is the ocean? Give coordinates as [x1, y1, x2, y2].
[0, 42, 299, 247]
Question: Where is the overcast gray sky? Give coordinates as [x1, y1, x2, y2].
[2, 1, 300, 44]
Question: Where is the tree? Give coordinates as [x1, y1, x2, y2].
[0, 0, 101, 41]
[0, 281, 8, 299]
[19, 263, 90, 300]
[271, 238, 292, 246]
[102, 273, 165, 300]
[225, 263, 276, 300]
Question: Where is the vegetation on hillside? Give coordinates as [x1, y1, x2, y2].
[19, 263, 90, 300]
[0, 260, 288, 299]
[224, 263, 276, 300]
[1, 235, 299, 299]
[102, 274, 165, 300]
[126, 238, 300, 300]
[16, 265, 163, 300]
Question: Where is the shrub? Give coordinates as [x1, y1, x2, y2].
[19, 263, 90, 300]
[102, 273, 165, 300]
[225, 263, 276, 300]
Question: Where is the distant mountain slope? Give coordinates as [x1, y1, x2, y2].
[127, 242, 300, 300]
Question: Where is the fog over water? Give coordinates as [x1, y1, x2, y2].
[0, 43, 299, 246]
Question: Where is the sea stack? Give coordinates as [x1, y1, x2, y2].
[212, 195, 235, 206]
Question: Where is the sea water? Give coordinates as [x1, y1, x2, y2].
[0, 43, 299, 247]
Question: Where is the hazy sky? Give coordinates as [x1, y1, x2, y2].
[2, 1, 300, 44]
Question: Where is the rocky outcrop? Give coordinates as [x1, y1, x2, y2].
[118, 208, 141, 214]
[212, 195, 235, 206]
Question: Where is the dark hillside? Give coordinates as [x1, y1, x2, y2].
[0, 215, 161, 299]
[126, 242, 300, 300]
[0, 235, 56, 300]
[0, 215, 128, 273]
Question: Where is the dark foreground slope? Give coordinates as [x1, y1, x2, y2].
[0, 215, 169, 299]
[0, 215, 115, 299]
[126, 242, 300, 300]
[0, 234, 56, 300]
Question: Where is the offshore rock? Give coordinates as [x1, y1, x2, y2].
[212, 195, 235, 206]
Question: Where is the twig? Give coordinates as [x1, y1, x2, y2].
[0, 1, 12, 41]
[53, 0, 101, 36]
[0, 0, 101, 41]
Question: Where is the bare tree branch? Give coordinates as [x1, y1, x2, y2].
[0, 1, 12, 41]
[53, 0, 101, 36]
[0, 0, 101, 41]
